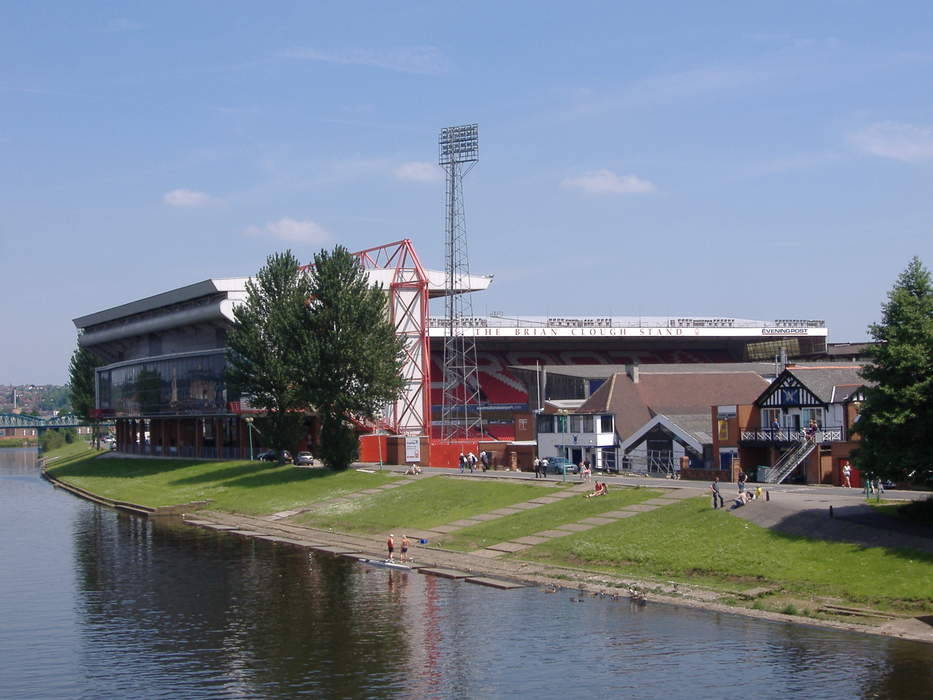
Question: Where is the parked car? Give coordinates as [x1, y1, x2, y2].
[256, 450, 277, 462]
[294, 451, 315, 466]
[544, 457, 576, 474]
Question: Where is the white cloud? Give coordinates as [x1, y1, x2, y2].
[849, 122, 933, 162]
[561, 169, 656, 196]
[394, 161, 442, 183]
[278, 46, 448, 75]
[163, 189, 214, 208]
[243, 217, 332, 244]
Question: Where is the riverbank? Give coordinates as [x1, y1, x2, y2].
[44, 452, 933, 644]
[0, 437, 37, 448]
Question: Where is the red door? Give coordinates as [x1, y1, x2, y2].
[838, 458, 861, 488]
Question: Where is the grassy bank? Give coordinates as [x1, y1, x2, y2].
[297, 477, 559, 534]
[46, 453, 399, 515]
[0, 437, 37, 448]
[439, 486, 661, 551]
[519, 497, 933, 613]
[47, 456, 933, 618]
[42, 441, 100, 463]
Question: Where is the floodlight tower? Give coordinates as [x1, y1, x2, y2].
[439, 123, 483, 442]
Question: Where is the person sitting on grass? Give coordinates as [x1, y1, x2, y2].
[585, 481, 608, 498]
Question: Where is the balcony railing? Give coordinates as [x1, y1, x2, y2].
[740, 427, 845, 443]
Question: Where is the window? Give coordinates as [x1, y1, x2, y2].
[570, 415, 583, 433]
[801, 407, 824, 427]
[761, 408, 781, 427]
[581, 415, 594, 433]
[555, 415, 569, 433]
[537, 414, 554, 433]
[599, 415, 613, 433]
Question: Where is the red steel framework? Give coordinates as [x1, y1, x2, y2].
[343, 239, 430, 436]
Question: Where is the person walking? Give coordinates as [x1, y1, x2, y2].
[540, 458, 548, 477]
[842, 463, 852, 488]
[710, 478, 724, 509]
[480, 450, 489, 472]
[737, 471, 747, 494]
[458, 452, 466, 473]
[533, 457, 541, 478]
[467, 452, 477, 473]
[386, 534, 395, 562]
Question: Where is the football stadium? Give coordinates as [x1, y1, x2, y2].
[73, 239, 828, 468]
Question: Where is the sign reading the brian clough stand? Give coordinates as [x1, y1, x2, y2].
[426, 326, 825, 338]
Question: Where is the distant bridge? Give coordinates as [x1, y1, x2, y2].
[0, 413, 106, 430]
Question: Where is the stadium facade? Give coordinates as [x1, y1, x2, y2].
[73, 240, 829, 469]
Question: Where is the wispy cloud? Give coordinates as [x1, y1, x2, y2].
[163, 188, 215, 208]
[278, 46, 448, 75]
[561, 169, 656, 196]
[849, 122, 933, 162]
[243, 217, 332, 244]
[394, 161, 442, 183]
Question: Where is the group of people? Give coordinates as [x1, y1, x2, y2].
[459, 451, 490, 473]
[532, 457, 549, 478]
[386, 533, 411, 563]
[710, 473, 764, 510]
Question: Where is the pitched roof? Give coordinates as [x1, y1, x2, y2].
[577, 370, 769, 440]
[635, 372, 770, 414]
[785, 366, 866, 403]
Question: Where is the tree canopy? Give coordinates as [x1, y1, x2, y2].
[302, 246, 406, 469]
[853, 256, 933, 486]
[227, 246, 406, 469]
[68, 343, 103, 447]
[226, 250, 312, 461]
[68, 344, 100, 420]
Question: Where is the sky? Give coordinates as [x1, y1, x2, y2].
[3, 1, 933, 384]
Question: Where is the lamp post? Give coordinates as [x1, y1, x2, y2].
[244, 416, 254, 460]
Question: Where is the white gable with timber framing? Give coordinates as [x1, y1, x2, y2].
[758, 371, 823, 409]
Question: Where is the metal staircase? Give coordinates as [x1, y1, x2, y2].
[764, 438, 817, 484]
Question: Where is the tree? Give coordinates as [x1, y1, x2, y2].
[226, 250, 311, 462]
[302, 246, 406, 469]
[68, 344, 102, 447]
[853, 256, 933, 486]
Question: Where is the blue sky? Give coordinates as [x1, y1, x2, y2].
[3, 1, 933, 384]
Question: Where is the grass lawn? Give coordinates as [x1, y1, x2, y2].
[46, 453, 398, 515]
[440, 486, 661, 551]
[297, 476, 559, 535]
[520, 497, 933, 611]
[42, 441, 101, 463]
[0, 437, 38, 448]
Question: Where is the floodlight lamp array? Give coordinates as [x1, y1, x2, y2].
[439, 123, 479, 165]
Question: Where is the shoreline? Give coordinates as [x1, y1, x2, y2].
[41, 466, 933, 646]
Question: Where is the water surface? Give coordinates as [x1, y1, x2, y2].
[1, 449, 930, 698]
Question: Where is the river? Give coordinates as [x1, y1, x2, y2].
[1, 448, 930, 699]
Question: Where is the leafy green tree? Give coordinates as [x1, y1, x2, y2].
[68, 345, 102, 447]
[302, 246, 406, 469]
[226, 250, 312, 462]
[853, 256, 933, 486]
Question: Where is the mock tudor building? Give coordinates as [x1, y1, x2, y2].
[722, 365, 866, 485]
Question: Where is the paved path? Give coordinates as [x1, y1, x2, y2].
[464, 487, 696, 558]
